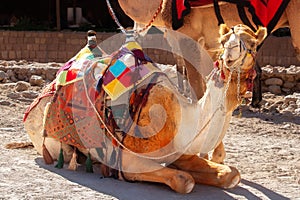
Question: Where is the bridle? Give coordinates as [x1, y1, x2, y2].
[221, 29, 256, 70]
[217, 30, 257, 101]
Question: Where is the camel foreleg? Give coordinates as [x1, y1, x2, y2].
[120, 152, 195, 194]
[171, 155, 240, 189]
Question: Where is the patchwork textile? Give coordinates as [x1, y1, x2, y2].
[171, 0, 290, 33]
[23, 44, 103, 122]
[102, 42, 160, 100]
[24, 39, 162, 150]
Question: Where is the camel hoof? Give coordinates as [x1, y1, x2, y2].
[225, 174, 241, 189]
[221, 166, 241, 189]
[185, 179, 195, 194]
[171, 173, 195, 194]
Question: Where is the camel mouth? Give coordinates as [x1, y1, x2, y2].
[225, 59, 235, 66]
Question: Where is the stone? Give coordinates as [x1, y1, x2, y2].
[21, 91, 39, 99]
[0, 100, 11, 106]
[45, 72, 56, 81]
[0, 70, 8, 82]
[29, 75, 44, 86]
[15, 81, 30, 92]
[7, 92, 21, 99]
[265, 78, 283, 86]
[282, 75, 296, 82]
[6, 69, 14, 78]
[283, 81, 296, 89]
[282, 88, 291, 94]
[261, 86, 269, 93]
[296, 83, 300, 91]
[268, 85, 282, 94]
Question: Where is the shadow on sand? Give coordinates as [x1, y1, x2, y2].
[36, 158, 289, 200]
[233, 106, 300, 125]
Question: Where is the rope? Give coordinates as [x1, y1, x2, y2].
[105, 0, 126, 34]
[78, 27, 256, 161]
[105, 0, 163, 35]
[82, 62, 227, 160]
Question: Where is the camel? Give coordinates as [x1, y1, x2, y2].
[118, 0, 300, 102]
[117, 0, 300, 165]
[23, 24, 267, 193]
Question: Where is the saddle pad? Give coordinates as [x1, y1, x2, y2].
[44, 75, 105, 149]
[171, 0, 290, 32]
[102, 41, 161, 100]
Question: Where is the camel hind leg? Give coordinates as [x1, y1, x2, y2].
[24, 96, 73, 162]
[211, 141, 226, 164]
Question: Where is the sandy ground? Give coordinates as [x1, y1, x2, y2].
[0, 80, 299, 200]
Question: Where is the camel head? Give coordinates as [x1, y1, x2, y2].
[216, 24, 267, 109]
[219, 24, 267, 68]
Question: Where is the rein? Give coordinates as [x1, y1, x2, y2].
[106, 0, 163, 35]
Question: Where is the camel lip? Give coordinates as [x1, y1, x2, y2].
[225, 60, 234, 67]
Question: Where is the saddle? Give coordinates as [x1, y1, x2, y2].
[24, 35, 166, 174]
[171, 0, 290, 33]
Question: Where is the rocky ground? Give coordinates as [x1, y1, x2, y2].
[0, 61, 299, 199]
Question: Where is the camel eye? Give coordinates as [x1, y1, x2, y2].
[250, 41, 256, 49]
[245, 39, 256, 49]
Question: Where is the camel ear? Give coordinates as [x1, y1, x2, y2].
[255, 26, 267, 45]
[219, 24, 231, 36]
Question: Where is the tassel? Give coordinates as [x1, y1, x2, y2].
[42, 137, 54, 164]
[55, 148, 64, 169]
[42, 143, 54, 164]
[68, 147, 78, 171]
[100, 164, 110, 177]
[85, 152, 93, 173]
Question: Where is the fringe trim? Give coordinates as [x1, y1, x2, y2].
[42, 137, 54, 164]
[68, 147, 78, 171]
[55, 146, 64, 169]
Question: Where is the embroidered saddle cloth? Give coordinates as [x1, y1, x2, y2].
[25, 39, 162, 151]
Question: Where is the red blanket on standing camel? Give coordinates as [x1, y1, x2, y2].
[172, 0, 290, 32]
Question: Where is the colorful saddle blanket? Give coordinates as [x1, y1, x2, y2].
[172, 0, 290, 33]
[24, 39, 162, 150]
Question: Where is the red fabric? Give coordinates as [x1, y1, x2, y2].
[44, 75, 104, 149]
[250, 0, 283, 27]
[176, 0, 188, 19]
[66, 68, 80, 82]
[188, 0, 213, 7]
[173, 0, 289, 32]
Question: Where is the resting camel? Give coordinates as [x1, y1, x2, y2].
[23, 24, 267, 193]
[117, 0, 300, 165]
[118, 0, 300, 102]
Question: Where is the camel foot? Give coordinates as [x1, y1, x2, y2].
[220, 166, 241, 189]
[168, 172, 195, 194]
[225, 174, 241, 189]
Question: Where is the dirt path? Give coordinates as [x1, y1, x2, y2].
[0, 80, 299, 199]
